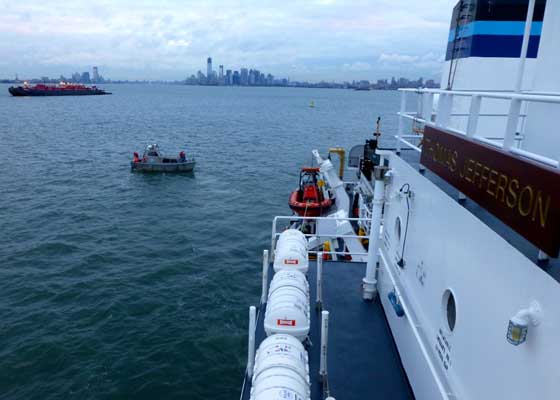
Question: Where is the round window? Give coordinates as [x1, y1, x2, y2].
[442, 289, 456, 332]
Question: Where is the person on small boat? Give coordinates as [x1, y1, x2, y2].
[131, 143, 195, 172]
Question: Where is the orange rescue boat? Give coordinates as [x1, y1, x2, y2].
[288, 167, 334, 217]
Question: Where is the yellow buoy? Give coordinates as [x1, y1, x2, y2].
[310, 100, 315, 108]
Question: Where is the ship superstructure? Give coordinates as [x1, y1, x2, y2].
[240, 1, 560, 399]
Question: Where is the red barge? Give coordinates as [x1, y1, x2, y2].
[8, 82, 111, 96]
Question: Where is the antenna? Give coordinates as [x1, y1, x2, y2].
[374, 117, 381, 138]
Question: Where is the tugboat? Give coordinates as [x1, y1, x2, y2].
[288, 167, 334, 217]
[131, 144, 195, 173]
[8, 82, 111, 96]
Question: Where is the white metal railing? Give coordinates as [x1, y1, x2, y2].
[396, 88, 560, 169]
[271, 215, 371, 257]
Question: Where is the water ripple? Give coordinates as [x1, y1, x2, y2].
[0, 84, 400, 399]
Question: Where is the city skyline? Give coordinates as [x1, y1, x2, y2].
[2, 60, 440, 90]
[0, 1, 457, 82]
[184, 56, 439, 89]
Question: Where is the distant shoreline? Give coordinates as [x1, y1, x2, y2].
[0, 81, 439, 91]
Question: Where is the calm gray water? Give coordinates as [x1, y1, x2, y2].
[0, 84, 400, 399]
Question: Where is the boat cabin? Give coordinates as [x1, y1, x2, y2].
[143, 144, 161, 160]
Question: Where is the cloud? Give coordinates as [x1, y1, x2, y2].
[167, 39, 191, 48]
[0, 0, 457, 81]
[342, 62, 372, 72]
[379, 53, 420, 63]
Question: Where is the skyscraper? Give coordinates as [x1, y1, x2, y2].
[92, 66, 99, 82]
[249, 69, 256, 85]
[226, 70, 232, 85]
[219, 65, 224, 79]
[197, 70, 205, 84]
[240, 68, 248, 86]
[232, 71, 240, 85]
[207, 57, 212, 79]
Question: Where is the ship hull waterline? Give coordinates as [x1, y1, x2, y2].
[130, 161, 196, 173]
[8, 87, 111, 96]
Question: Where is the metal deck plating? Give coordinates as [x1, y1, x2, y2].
[240, 260, 414, 400]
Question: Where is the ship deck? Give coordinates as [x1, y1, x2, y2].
[399, 150, 560, 283]
[240, 260, 414, 400]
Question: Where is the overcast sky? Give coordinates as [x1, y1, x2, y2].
[0, 0, 457, 82]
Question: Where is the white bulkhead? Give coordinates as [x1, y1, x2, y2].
[264, 270, 310, 341]
[250, 334, 310, 400]
[274, 229, 309, 273]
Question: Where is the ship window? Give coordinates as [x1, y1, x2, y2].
[443, 289, 456, 333]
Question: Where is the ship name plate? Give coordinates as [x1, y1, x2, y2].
[421, 126, 560, 257]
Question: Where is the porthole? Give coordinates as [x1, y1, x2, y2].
[442, 289, 456, 333]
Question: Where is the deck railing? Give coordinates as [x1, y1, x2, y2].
[271, 215, 371, 258]
[396, 88, 560, 169]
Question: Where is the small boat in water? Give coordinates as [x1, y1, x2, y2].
[131, 144, 195, 173]
[288, 167, 334, 216]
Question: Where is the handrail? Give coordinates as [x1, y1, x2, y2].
[399, 111, 528, 119]
[395, 89, 560, 168]
[271, 215, 371, 256]
[273, 215, 371, 222]
[399, 87, 560, 103]
[273, 233, 366, 240]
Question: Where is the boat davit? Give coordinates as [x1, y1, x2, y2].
[131, 144, 195, 172]
[288, 167, 334, 217]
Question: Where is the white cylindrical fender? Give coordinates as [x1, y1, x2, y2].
[268, 270, 309, 297]
[253, 334, 309, 382]
[250, 334, 310, 400]
[274, 229, 309, 273]
[251, 369, 309, 400]
[276, 229, 307, 248]
[264, 283, 310, 341]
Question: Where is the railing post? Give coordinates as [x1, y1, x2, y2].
[261, 250, 269, 305]
[247, 306, 256, 378]
[421, 92, 434, 122]
[397, 91, 406, 154]
[466, 95, 481, 138]
[503, 98, 522, 151]
[437, 93, 452, 128]
[270, 217, 277, 257]
[319, 310, 329, 379]
[515, 0, 536, 93]
[317, 253, 323, 310]
[362, 166, 388, 301]
[436, 93, 445, 126]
